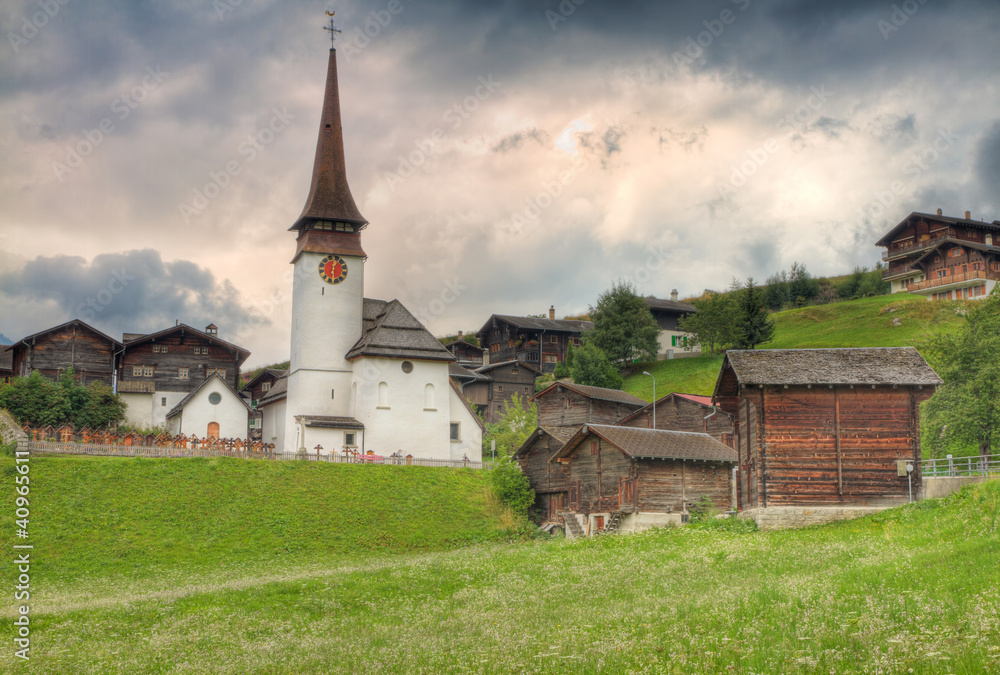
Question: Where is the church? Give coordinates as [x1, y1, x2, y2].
[259, 28, 483, 461]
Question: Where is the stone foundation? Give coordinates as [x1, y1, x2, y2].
[740, 505, 892, 530]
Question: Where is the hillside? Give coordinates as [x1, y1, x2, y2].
[3, 459, 997, 672]
[623, 294, 966, 400]
[0, 455, 528, 583]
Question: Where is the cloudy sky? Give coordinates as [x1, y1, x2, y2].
[2, 0, 998, 365]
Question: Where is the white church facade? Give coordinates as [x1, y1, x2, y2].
[259, 39, 483, 461]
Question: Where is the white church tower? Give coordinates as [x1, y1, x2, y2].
[283, 21, 368, 453]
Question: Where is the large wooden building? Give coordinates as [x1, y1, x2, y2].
[877, 209, 1000, 300]
[513, 426, 575, 521]
[617, 392, 733, 442]
[531, 381, 647, 429]
[476, 308, 591, 373]
[5, 319, 121, 386]
[713, 348, 941, 511]
[550, 425, 736, 535]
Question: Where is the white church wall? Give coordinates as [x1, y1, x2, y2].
[120, 392, 153, 428]
[353, 356, 453, 459]
[168, 379, 248, 440]
[152, 391, 188, 427]
[448, 385, 483, 462]
[261, 399, 287, 449]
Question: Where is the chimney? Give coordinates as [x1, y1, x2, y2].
[670, 289, 678, 302]
[457, 330, 463, 338]
[936, 208, 943, 216]
[548, 305, 555, 320]
[965, 210, 971, 220]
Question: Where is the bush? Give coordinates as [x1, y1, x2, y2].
[487, 458, 534, 517]
[0, 369, 126, 429]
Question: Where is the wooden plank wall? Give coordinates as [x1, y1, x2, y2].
[15, 324, 116, 385]
[760, 385, 924, 506]
[621, 397, 734, 440]
[120, 335, 242, 393]
[568, 437, 634, 514]
[636, 460, 731, 513]
[516, 433, 571, 496]
[537, 389, 643, 429]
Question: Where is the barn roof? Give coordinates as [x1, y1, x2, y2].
[166, 373, 250, 419]
[614, 392, 720, 426]
[553, 424, 736, 463]
[257, 374, 288, 406]
[529, 381, 647, 407]
[346, 299, 455, 362]
[713, 347, 942, 398]
[242, 368, 287, 391]
[475, 360, 542, 376]
[644, 297, 697, 314]
[513, 425, 577, 458]
[6, 319, 123, 351]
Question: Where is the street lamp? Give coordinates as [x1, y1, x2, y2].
[642, 371, 656, 428]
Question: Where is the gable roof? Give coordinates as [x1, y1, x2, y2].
[909, 237, 1000, 266]
[449, 362, 489, 383]
[615, 392, 719, 426]
[166, 373, 251, 419]
[123, 323, 250, 366]
[529, 381, 647, 407]
[257, 373, 288, 406]
[242, 368, 287, 391]
[713, 347, 942, 398]
[553, 424, 736, 463]
[644, 297, 697, 314]
[876, 211, 1000, 247]
[474, 360, 542, 376]
[7, 319, 122, 352]
[346, 299, 455, 362]
[513, 425, 577, 458]
[444, 340, 486, 353]
[477, 314, 593, 336]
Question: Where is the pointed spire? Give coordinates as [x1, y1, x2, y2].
[291, 47, 367, 232]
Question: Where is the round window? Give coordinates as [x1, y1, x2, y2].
[208, 392, 222, 405]
[401, 361, 414, 374]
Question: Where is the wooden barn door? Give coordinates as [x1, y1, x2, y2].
[569, 482, 580, 511]
[207, 422, 220, 439]
[619, 477, 635, 509]
[549, 493, 565, 518]
[740, 399, 760, 508]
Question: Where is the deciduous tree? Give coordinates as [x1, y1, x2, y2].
[569, 342, 624, 389]
[678, 291, 738, 356]
[588, 281, 661, 367]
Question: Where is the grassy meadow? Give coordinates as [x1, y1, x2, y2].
[623, 294, 967, 400]
[1, 454, 998, 673]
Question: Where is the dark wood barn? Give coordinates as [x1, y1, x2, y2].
[444, 339, 487, 369]
[551, 424, 737, 534]
[476, 309, 591, 372]
[713, 348, 942, 510]
[242, 368, 286, 440]
[513, 426, 575, 522]
[531, 381, 647, 429]
[118, 323, 250, 395]
[617, 392, 734, 443]
[6, 319, 121, 385]
[472, 360, 541, 425]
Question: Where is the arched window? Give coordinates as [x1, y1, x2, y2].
[378, 381, 389, 407]
[424, 383, 435, 409]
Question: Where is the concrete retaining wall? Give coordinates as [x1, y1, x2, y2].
[740, 505, 892, 530]
[921, 476, 993, 500]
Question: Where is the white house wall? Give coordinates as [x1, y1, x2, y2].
[152, 391, 188, 427]
[448, 384, 483, 461]
[120, 392, 153, 428]
[169, 380, 249, 440]
[261, 399, 287, 448]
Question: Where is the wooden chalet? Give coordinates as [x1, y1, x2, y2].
[470, 360, 541, 425]
[5, 319, 121, 385]
[513, 426, 576, 521]
[118, 323, 249, 395]
[551, 424, 737, 535]
[617, 392, 733, 443]
[877, 209, 1000, 300]
[444, 338, 487, 369]
[0, 347, 13, 384]
[476, 307, 591, 373]
[713, 348, 942, 511]
[242, 368, 286, 440]
[645, 291, 699, 358]
[531, 381, 647, 429]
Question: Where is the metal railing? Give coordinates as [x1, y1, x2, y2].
[23, 440, 493, 470]
[921, 454, 1000, 478]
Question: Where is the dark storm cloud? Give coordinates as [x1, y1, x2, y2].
[976, 121, 1000, 192]
[492, 128, 548, 153]
[0, 250, 267, 341]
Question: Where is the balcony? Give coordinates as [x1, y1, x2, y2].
[906, 270, 992, 292]
[882, 265, 922, 281]
[881, 234, 951, 261]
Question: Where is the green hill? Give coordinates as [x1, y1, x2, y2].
[623, 294, 966, 400]
[1, 455, 528, 583]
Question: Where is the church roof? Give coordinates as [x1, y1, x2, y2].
[346, 299, 456, 362]
[291, 48, 367, 231]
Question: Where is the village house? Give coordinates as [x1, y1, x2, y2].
[443, 337, 487, 369]
[165, 373, 251, 440]
[713, 348, 941, 528]
[877, 209, 1000, 300]
[117, 323, 250, 430]
[531, 381, 647, 429]
[645, 291, 699, 358]
[513, 426, 575, 522]
[476, 307, 591, 373]
[242, 368, 286, 439]
[472, 360, 541, 425]
[616, 392, 733, 442]
[550, 424, 737, 536]
[5, 319, 121, 386]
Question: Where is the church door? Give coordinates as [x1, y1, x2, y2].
[207, 422, 220, 439]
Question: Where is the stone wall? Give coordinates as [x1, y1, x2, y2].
[739, 505, 892, 530]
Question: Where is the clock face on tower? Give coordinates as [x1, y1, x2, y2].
[318, 254, 348, 284]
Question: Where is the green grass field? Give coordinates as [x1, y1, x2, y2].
[623, 294, 967, 400]
[2, 455, 998, 673]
